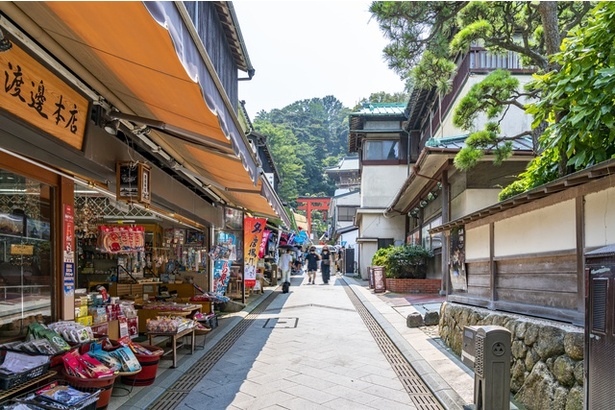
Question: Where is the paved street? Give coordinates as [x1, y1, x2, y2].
[112, 272, 474, 410]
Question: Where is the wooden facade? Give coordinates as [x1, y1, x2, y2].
[184, 2, 247, 110]
[433, 159, 615, 326]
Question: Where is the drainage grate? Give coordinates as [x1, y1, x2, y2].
[342, 283, 444, 410]
[147, 291, 279, 410]
[263, 317, 298, 328]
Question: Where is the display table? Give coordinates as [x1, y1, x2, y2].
[136, 303, 201, 333]
[147, 327, 196, 368]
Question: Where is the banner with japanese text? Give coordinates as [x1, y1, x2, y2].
[213, 259, 231, 295]
[258, 229, 271, 259]
[243, 217, 267, 287]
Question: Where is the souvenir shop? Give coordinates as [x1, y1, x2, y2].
[0, 16, 288, 406]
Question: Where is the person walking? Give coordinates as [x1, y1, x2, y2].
[304, 246, 320, 284]
[279, 248, 293, 293]
[320, 246, 332, 284]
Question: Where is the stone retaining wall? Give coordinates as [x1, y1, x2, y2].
[439, 302, 584, 410]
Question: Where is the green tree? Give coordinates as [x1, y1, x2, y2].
[252, 120, 306, 204]
[501, 2, 615, 199]
[256, 96, 350, 197]
[353, 91, 410, 110]
[370, 1, 592, 185]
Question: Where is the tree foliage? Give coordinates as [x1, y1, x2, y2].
[353, 91, 410, 110]
[370, 1, 593, 195]
[500, 1, 615, 199]
[253, 96, 351, 205]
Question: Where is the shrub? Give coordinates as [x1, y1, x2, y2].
[371, 246, 395, 268]
[372, 245, 432, 279]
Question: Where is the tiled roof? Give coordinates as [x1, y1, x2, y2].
[350, 102, 407, 116]
[325, 156, 359, 173]
[425, 134, 534, 151]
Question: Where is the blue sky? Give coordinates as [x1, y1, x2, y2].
[233, 1, 407, 118]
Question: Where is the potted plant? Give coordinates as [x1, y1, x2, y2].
[372, 245, 436, 293]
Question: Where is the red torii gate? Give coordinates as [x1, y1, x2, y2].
[296, 197, 330, 240]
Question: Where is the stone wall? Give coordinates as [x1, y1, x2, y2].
[439, 302, 584, 410]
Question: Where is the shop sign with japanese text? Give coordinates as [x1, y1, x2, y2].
[116, 162, 151, 205]
[1, 41, 88, 150]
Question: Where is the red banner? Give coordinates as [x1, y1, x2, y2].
[258, 229, 271, 259]
[243, 217, 267, 287]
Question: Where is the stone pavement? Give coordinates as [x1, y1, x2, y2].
[110, 272, 476, 409]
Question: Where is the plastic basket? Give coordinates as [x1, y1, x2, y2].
[62, 371, 117, 410]
[6, 379, 101, 410]
[0, 351, 51, 390]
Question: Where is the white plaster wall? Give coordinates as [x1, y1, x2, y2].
[585, 186, 615, 247]
[494, 200, 576, 256]
[466, 224, 490, 260]
[337, 191, 360, 206]
[361, 165, 408, 208]
[357, 212, 406, 278]
[360, 212, 406, 241]
[436, 75, 534, 139]
[451, 189, 501, 221]
[359, 241, 378, 279]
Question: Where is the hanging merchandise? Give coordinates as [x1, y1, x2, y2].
[295, 227, 308, 245]
[97, 225, 145, 253]
[243, 217, 267, 288]
[279, 232, 289, 246]
[215, 231, 237, 261]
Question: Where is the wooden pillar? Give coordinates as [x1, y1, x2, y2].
[441, 171, 450, 295]
[489, 222, 496, 309]
[575, 196, 585, 322]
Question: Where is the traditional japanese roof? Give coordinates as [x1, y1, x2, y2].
[348, 103, 407, 153]
[425, 134, 534, 151]
[384, 134, 534, 217]
[325, 156, 359, 173]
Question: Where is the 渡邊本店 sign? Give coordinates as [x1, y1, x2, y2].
[0, 40, 88, 150]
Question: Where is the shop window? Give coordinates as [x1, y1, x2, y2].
[0, 170, 54, 342]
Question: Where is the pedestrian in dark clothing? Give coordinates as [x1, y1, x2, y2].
[320, 246, 332, 284]
[304, 246, 320, 284]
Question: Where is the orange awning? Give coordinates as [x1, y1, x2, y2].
[2, 1, 289, 226]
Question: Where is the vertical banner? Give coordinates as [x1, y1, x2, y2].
[243, 217, 267, 287]
[258, 229, 271, 259]
[213, 259, 231, 295]
[63, 204, 75, 296]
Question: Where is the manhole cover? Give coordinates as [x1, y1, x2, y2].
[263, 317, 298, 328]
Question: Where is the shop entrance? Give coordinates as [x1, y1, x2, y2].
[73, 190, 210, 303]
